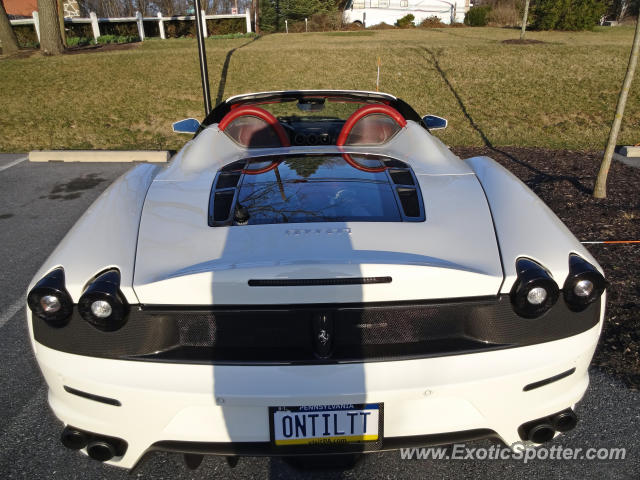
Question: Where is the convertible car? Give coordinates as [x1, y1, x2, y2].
[26, 90, 606, 469]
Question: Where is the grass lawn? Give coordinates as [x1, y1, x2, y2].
[0, 26, 639, 152]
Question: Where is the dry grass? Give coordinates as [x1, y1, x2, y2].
[0, 26, 639, 152]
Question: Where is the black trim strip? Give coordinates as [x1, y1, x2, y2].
[140, 295, 499, 311]
[148, 429, 498, 457]
[248, 277, 392, 287]
[63, 386, 122, 406]
[33, 297, 601, 365]
[523, 368, 576, 392]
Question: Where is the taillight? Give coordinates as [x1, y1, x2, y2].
[563, 255, 606, 312]
[78, 270, 128, 331]
[27, 268, 74, 326]
[510, 258, 559, 318]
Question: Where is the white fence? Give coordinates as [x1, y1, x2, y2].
[10, 10, 252, 43]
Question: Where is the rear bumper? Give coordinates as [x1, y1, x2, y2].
[31, 297, 603, 469]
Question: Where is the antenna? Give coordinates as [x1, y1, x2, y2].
[194, 0, 212, 116]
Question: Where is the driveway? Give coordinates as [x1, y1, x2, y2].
[0, 158, 637, 479]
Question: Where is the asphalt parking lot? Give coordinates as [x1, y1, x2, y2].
[0, 156, 638, 479]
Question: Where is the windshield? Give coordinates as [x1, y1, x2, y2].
[256, 98, 376, 123]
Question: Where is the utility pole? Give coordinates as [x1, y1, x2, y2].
[193, 0, 212, 115]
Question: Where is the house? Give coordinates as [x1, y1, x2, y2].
[4, 0, 80, 19]
[4, 0, 38, 19]
[343, 0, 471, 26]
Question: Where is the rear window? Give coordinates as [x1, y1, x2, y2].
[208, 154, 425, 226]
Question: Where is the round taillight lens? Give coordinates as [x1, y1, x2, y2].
[78, 270, 127, 331]
[27, 268, 73, 326]
[511, 258, 559, 318]
[563, 255, 606, 312]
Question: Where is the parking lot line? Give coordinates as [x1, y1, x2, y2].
[0, 157, 27, 173]
[0, 297, 25, 329]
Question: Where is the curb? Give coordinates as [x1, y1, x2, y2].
[29, 151, 170, 163]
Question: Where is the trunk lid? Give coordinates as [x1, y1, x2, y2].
[133, 172, 503, 305]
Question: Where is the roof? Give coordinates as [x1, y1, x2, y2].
[4, 0, 38, 17]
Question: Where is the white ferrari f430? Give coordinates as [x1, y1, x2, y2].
[26, 90, 606, 469]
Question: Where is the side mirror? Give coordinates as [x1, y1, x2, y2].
[422, 115, 448, 130]
[172, 118, 201, 134]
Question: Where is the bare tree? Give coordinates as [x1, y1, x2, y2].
[594, 17, 640, 198]
[136, 0, 152, 16]
[618, 0, 629, 22]
[158, 0, 174, 15]
[520, 0, 530, 40]
[206, 0, 221, 14]
[38, 0, 65, 55]
[0, 0, 20, 55]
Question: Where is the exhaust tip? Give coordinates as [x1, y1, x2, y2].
[87, 440, 116, 462]
[528, 424, 556, 444]
[553, 410, 578, 432]
[61, 427, 87, 450]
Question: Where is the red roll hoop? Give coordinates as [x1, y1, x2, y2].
[341, 153, 387, 173]
[336, 104, 407, 147]
[218, 105, 291, 148]
[242, 160, 282, 175]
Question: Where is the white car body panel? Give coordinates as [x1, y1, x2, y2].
[27, 163, 161, 303]
[33, 306, 603, 468]
[134, 126, 502, 304]
[465, 156, 603, 294]
[25, 90, 606, 470]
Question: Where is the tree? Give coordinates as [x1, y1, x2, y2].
[0, 0, 20, 55]
[532, 0, 607, 31]
[594, 17, 640, 198]
[38, 0, 65, 54]
[520, 0, 530, 40]
[57, 0, 67, 47]
[618, 0, 630, 21]
[258, 0, 337, 32]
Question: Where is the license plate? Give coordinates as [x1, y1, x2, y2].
[270, 404, 380, 446]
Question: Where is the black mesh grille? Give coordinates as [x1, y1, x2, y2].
[397, 188, 421, 217]
[389, 170, 414, 186]
[213, 191, 235, 222]
[33, 297, 600, 365]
